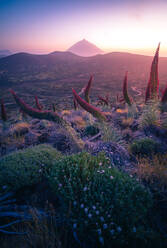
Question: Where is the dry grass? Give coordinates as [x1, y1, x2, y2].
[9, 122, 30, 137]
[121, 117, 134, 128]
[134, 154, 167, 190]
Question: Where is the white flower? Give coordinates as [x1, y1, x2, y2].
[99, 162, 102, 166]
[92, 205, 96, 210]
[103, 224, 108, 229]
[73, 223, 77, 229]
[58, 183, 62, 187]
[100, 217, 104, 222]
[110, 176, 114, 180]
[83, 186, 87, 191]
[84, 208, 88, 213]
[110, 229, 115, 235]
[88, 213, 92, 218]
[80, 204, 84, 208]
[117, 226, 122, 232]
[99, 236, 104, 245]
[96, 210, 99, 215]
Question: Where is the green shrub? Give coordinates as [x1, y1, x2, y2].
[49, 152, 153, 247]
[84, 125, 99, 136]
[130, 138, 158, 156]
[0, 144, 62, 191]
[139, 101, 160, 129]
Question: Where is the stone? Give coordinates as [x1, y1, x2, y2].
[89, 141, 130, 167]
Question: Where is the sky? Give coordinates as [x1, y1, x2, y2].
[1, 0, 167, 56]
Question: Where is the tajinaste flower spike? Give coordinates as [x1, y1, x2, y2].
[123, 71, 132, 106]
[10, 90, 85, 151]
[84, 75, 93, 103]
[72, 88, 107, 122]
[1, 99, 7, 121]
[145, 43, 160, 102]
[35, 96, 43, 110]
[73, 96, 78, 110]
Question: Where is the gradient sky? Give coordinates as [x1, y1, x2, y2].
[1, 0, 167, 56]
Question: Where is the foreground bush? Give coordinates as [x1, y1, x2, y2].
[0, 144, 62, 191]
[129, 138, 159, 156]
[49, 152, 153, 247]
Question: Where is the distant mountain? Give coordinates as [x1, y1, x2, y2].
[1, 51, 167, 90]
[67, 39, 104, 57]
[0, 50, 12, 58]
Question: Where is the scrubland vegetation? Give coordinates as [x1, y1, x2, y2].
[0, 44, 167, 247]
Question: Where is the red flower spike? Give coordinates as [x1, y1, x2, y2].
[145, 43, 160, 102]
[84, 75, 93, 103]
[35, 96, 43, 110]
[123, 71, 132, 106]
[72, 88, 107, 122]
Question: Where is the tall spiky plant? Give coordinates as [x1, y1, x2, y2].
[1, 99, 7, 122]
[73, 96, 78, 110]
[84, 75, 93, 103]
[72, 88, 107, 122]
[35, 96, 43, 110]
[10, 90, 84, 151]
[123, 71, 132, 106]
[145, 43, 160, 103]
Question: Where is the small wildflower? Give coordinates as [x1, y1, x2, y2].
[133, 227, 136, 232]
[58, 183, 62, 187]
[100, 217, 104, 222]
[110, 175, 114, 180]
[110, 229, 115, 235]
[107, 214, 111, 218]
[73, 201, 77, 206]
[92, 205, 96, 210]
[83, 186, 88, 191]
[88, 213, 92, 218]
[96, 210, 99, 215]
[99, 162, 102, 166]
[73, 223, 77, 229]
[80, 203, 84, 208]
[99, 236, 104, 245]
[117, 226, 122, 232]
[85, 208, 88, 213]
[103, 224, 108, 229]
[97, 229, 102, 235]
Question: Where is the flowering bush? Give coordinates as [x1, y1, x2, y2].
[49, 152, 153, 247]
[0, 144, 62, 191]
